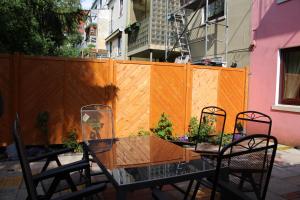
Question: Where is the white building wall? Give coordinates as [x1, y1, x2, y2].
[96, 9, 110, 50]
[106, 0, 128, 60]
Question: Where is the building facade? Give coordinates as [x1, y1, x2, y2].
[126, 0, 180, 62]
[83, 0, 109, 58]
[106, 0, 128, 59]
[126, 0, 252, 66]
[167, 0, 252, 66]
[250, 0, 300, 146]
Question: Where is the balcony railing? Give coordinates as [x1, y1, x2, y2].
[128, 18, 150, 52]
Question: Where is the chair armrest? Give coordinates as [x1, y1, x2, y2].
[28, 148, 74, 162]
[52, 183, 106, 200]
[33, 160, 88, 182]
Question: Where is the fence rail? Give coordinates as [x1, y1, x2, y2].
[0, 54, 247, 146]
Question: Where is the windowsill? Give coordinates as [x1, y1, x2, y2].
[272, 104, 300, 113]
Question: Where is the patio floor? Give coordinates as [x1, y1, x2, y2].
[0, 147, 299, 200]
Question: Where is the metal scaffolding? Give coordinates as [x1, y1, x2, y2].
[165, 0, 229, 65]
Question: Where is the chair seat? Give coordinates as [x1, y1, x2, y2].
[41, 171, 86, 193]
[218, 179, 254, 200]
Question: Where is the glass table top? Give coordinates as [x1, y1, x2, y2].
[88, 136, 215, 186]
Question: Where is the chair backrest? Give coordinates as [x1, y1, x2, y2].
[81, 104, 115, 152]
[195, 106, 226, 152]
[13, 114, 38, 200]
[233, 111, 272, 141]
[211, 134, 277, 200]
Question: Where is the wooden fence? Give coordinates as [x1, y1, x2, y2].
[0, 54, 248, 146]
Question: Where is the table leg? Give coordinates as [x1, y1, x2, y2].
[83, 144, 91, 186]
[116, 190, 127, 200]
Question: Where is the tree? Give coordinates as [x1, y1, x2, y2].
[0, 0, 84, 56]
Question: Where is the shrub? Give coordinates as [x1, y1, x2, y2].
[137, 129, 151, 136]
[187, 115, 215, 143]
[151, 113, 173, 140]
[211, 133, 232, 146]
[186, 117, 199, 141]
[63, 129, 82, 153]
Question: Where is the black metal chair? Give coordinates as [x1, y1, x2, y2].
[194, 106, 227, 156]
[154, 106, 226, 199]
[153, 134, 277, 200]
[13, 114, 107, 200]
[191, 134, 277, 200]
[232, 111, 272, 142]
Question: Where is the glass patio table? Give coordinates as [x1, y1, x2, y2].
[84, 135, 216, 200]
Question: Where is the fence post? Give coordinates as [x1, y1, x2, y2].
[184, 63, 192, 133]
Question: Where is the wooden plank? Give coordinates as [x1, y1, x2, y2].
[114, 62, 151, 137]
[0, 55, 13, 146]
[191, 67, 219, 119]
[19, 57, 65, 145]
[217, 69, 246, 133]
[184, 64, 192, 133]
[150, 64, 187, 136]
[64, 60, 111, 141]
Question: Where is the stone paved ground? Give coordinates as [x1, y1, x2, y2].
[0, 148, 299, 200]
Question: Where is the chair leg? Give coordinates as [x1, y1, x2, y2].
[54, 156, 62, 166]
[41, 159, 51, 172]
[191, 180, 201, 200]
[46, 177, 60, 199]
[65, 174, 78, 192]
[183, 180, 194, 200]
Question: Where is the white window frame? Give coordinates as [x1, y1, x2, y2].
[272, 49, 300, 113]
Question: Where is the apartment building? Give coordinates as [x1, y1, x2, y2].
[83, 0, 110, 58]
[126, 0, 180, 61]
[106, 0, 128, 59]
[165, 0, 252, 66]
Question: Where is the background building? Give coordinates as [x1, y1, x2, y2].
[249, 0, 300, 146]
[165, 0, 252, 66]
[106, 0, 128, 59]
[83, 0, 109, 58]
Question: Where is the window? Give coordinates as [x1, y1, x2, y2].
[90, 37, 96, 43]
[119, 0, 123, 17]
[279, 47, 300, 105]
[276, 0, 289, 4]
[117, 36, 122, 56]
[109, 41, 112, 57]
[206, 0, 224, 21]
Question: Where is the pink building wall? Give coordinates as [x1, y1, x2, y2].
[250, 0, 300, 146]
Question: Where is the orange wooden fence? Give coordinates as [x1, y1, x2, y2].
[0, 54, 248, 146]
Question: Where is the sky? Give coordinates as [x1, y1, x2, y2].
[81, 0, 94, 9]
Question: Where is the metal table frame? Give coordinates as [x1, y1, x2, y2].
[84, 141, 215, 200]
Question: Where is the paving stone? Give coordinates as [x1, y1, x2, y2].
[268, 177, 300, 195]
[0, 194, 17, 200]
[15, 189, 28, 200]
[266, 192, 285, 200]
[280, 191, 300, 200]
[282, 175, 300, 187]
[271, 166, 299, 179]
[0, 152, 299, 200]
